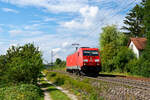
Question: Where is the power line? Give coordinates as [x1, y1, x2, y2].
[51, 50, 53, 65]
[87, 0, 136, 37]
[74, 0, 137, 47]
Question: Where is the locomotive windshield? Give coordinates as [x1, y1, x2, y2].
[83, 50, 99, 56]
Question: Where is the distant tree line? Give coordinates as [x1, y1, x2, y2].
[47, 58, 66, 70]
[99, 0, 150, 77]
[54, 58, 66, 68]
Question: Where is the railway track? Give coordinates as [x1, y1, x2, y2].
[87, 76, 150, 91]
[83, 74, 150, 100]
[47, 70, 150, 99]
[48, 70, 150, 91]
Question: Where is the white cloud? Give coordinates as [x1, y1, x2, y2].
[0, 40, 10, 55]
[62, 42, 69, 48]
[62, 20, 81, 29]
[9, 30, 22, 36]
[60, 0, 133, 36]
[60, 5, 106, 31]
[30, 20, 41, 23]
[9, 29, 43, 37]
[0, 0, 141, 62]
[0, 0, 87, 13]
[2, 8, 19, 13]
[80, 6, 98, 18]
[9, 43, 17, 47]
[61, 5, 99, 29]
[24, 24, 41, 30]
[9, 31, 97, 61]
[52, 48, 61, 53]
[44, 17, 56, 22]
[0, 27, 3, 32]
[0, 0, 140, 14]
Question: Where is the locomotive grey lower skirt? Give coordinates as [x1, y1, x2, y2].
[66, 66, 81, 70]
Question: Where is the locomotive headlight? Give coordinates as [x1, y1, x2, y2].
[84, 63, 87, 65]
[83, 59, 88, 62]
[95, 59, 99, 62]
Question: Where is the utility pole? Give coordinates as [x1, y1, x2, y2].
[51, 50, 53, 66]
[72, 43, 80, 51]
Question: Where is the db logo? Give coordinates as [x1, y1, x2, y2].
[90, 57, 92, 62]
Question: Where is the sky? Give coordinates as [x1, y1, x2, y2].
[0, 0, 141, 63]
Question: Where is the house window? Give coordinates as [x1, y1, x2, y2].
[131, 45, 133, 50]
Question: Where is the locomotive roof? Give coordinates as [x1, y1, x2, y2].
[79, 47, 99, 50]
[67, 48, 99, 57]
[80, 47, 90, 48]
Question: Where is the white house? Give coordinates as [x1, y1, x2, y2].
[128, 38, 147, 58]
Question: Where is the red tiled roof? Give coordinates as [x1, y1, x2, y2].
[128, 37, 147, 50]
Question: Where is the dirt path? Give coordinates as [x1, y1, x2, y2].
[38, 81, 52, 100]
[44, 77, 78, 100]
[41, 87, 52, 100]
[42, 72, 78, 100]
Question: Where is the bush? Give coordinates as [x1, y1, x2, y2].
[126, 59, 140, 74]
[0, 84, 43, 100]
[112, 47, 136, 72]
[139, 60, 150, 77]
[0, 43, 44, 85]
[126, 58, 150, 77]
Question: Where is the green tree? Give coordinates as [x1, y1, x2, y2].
[140, 0, 150, 77]
[3, 43, 44, 84]
[122, 0, 150, 77]
[100, 43, 118, 72]
[100, 25, 120, 49]
[118, 33, 129, 46]
[0, 55, 6, 75]
[100, 25, 128, 72]
[122, 4, 145, 37]
[0, 55, 7, 84]
[100, 25, 127, 49]
[99, 25, 132, 72]
[143, 0, 150, 60]
[55, 58, 62, 65]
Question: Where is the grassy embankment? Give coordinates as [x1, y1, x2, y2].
[100, 71, 145, 78]
[43, 70, 105, 100]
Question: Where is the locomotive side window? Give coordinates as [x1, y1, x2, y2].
[83, 50, 99, 56]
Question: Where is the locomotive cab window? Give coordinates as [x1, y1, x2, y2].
[83, 50, 99, 56]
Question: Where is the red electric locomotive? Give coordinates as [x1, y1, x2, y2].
[66, 47, 101, 75]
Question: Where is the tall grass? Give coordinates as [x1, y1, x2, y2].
[0, 84, 43, 100]
[44, 70, 104, 100]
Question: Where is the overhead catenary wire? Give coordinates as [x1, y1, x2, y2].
[73, 0, 138, 48]
[52, 0, 138, 59]
[52, 0, 137, 53]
